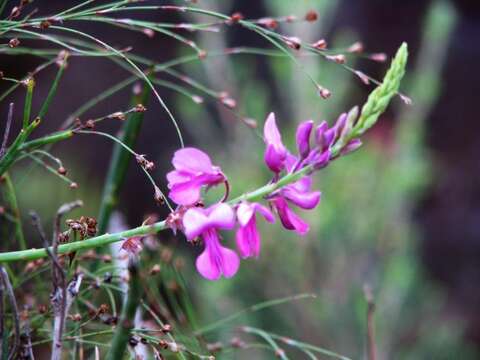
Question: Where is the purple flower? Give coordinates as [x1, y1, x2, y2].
[183, 203, 239, 280]
[236, 202, 274, 259]
[296, 120, 314, 159]
[167, 147, 225, 206]
[263, 113, 287, 173]
[270, 175, 321, 235]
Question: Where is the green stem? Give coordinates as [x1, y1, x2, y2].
[37, 53, 69, 119]
[97, 82, 150, 234]
[0, 118, 41, 177]
[19, 130, 74, 151]
[0, 173, 26, 250]
[22, 78, 35, 129]
[105, 259, 142, 360]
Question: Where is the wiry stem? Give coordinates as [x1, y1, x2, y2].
[0, 267, 20, 360]
[0, 103, 14, 158]
[105, 256, 142, 360]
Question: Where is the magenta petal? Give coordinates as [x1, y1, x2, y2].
[207, 203, 236, 230]
[314, 121, 328, 149]
[183, 208, 210, 240]
[196, 229, 240, 280]
[263, 113, 287, 173]
[253, 203, 275, 223]
[281, 186, 321, 209]
[273, 197, 310, 235]
[172, 147, 214, 174]
[296, 120, 314, 158]
[340, 138, 362, 155]
[334, 113, 348, 138]
[236, 218, 261, 258]
[166, 170, 191, 187]
[169, 180, 203, 206]
[237, 202, 255, 227]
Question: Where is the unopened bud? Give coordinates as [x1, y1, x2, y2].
[354, 70, 370, 85]
[191, 95, 204, 104]
[149, 264, 161, 275]
[109, 112, 125, 121]
[8, 38, 20, 48]
[283, 36, 301, 50]
[312, 39, 327, 50]
[198, 49, 207, 59]
[305, 10, 318, 22]
[229, 12, 244, 23]
[369, 52, 387, 62]
[154, 186, 165, 205]
[40, 20, 51, 30]
[69, 182, 78, 189]
[85, 119, 95, 129]
[317, 86, 331, 99]
[220, 97, 236, 109]
[326, 54, 346, 64]
[57, 166, 67, 175]
[143, 28, 155, 38]
[258, 17, 278, 29]
[134, 104, 146, 112]
[347, 41, 364, 53]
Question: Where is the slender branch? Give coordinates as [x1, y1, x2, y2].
[364, 285, 377, 360]
[1, 173, 26, 250]
[22, 78, 34, 130]
[0, 267, 20, 360]
[0, 103, 14, 159]
[105, 256, 142, 360]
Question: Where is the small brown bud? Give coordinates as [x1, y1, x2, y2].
[57, 166, 67, 175]
[242, 118, 257, 129]
[258, 18, 278, 29]
[85, 119, 95, 129]
[72, 313, 82, 322]
[38, 304, 48, 314]
[229, 12, 244, 23]
[326, 54, 346, 64]
[10, 7, 21, 18]
[158, 339, 168, 349]
[134, 103, 146, 112]
[369, 52, 387, 62]
[40, 20, 51, 30]
[162, 324, 172, 333]
[69, 182, 78, 189]
[305, 10, 318, 22]
[109, 112, 125, 121]
[149, 264, 161, 275]
[98, 304, 109, 314]
[129, 337, 139, 347]
[283, 36, 301, 50]
[318, 86, 331, 99]
[347, 41, 364, 53]
[143, 28, 155, 38]
[198, 49, 207, 59]
[8, 38, 20, 48]
[354, 70, 370, 85]
[312, 39, 327, 50]
[220, 97, 236, 109]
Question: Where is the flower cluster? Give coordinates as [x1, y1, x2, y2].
[166, 111, 361, 280]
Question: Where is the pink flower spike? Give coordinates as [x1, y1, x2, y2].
[314, 121, 329, 150]
[296, 120, 314, 159]
[264, 113, 287, 173]
[236, 202, 274, 259]
[167, 147, 226, 206]
[183, 203, 235, 240]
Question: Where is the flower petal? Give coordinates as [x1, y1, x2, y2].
[282, 186, 321, 209]
[196, 230, 240, 280]
[263, 113, 287, 173]
[273, 197, 310, 235]
[182, 207, 209, 240]
[252, 203, 275, 223]
[236, 219, 261, 258]
[296, 120, 314, 158]
[168, 179, 203, 206]
[237, 202, 255, 226]
[207, 203, 236, 230]
[264, 112, 283, 146]
[172, 147, 215, 174]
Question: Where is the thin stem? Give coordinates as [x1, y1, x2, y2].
[105, 257, 142, 360]
[37, 52, 69, 119]
[0, 267, 19, 360]
[1, 173, 26, 250]
[22, 78, 35, 129]
[97, 83, 150, 234]
[0, 103, 14, 158]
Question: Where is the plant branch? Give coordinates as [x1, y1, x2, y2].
[0, 267, 19, 360]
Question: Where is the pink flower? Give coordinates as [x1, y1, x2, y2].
[263, 113, 287, 173]
[236, 202, 274, 259]
[296, 120, 314, 159]
[183, 203, 239, 280]
[167, 148, 226, 206]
